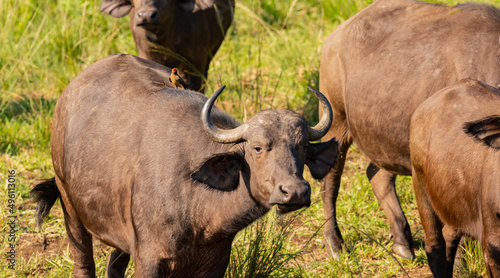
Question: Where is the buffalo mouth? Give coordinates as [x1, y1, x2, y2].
[276, 203, 309, 214]
[136, 22, 161, 31]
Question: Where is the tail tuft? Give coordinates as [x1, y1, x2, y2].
[30, 177, 60, 229]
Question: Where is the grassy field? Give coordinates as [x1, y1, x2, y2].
[1, 0, 499, 276]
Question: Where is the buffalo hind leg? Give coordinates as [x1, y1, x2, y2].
[61, 201, 96, 278]
[482, 211, 500, 278]
[484, 241, 500, 277]
[366, 163, 414, 259]
[412, 166, 447, 277]
[106, 249, 130, 278]
[321, 141, 351, 259]
[443, 225, 461, 275]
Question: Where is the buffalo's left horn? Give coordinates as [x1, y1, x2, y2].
[307, 86, 333, 141]
[201, 85, 247, 143]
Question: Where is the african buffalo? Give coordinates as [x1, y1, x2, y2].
[319, 0, 500, 259]
[100, 0, 235, 91]
[31, 54, 338, 277]
[410, 79, 500, 278]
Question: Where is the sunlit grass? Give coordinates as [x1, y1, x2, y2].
[1, 0, 497, 276]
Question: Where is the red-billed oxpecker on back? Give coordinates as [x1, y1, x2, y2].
[30, 54, 338, 278]
[410, 79, 500, 278]
[319, 0, 500, 260]
[100, 0, 235, 92]
[170, 68, 189, 89]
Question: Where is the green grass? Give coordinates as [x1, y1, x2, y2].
[226, 209, 308, 278]
[2, 0, 499, 276]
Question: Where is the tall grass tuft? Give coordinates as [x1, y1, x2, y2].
[226, 208, 308, 278]
[455, 239, 486, 277]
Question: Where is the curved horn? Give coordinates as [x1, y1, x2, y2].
[307, 86, 333, 141]
[201, 85, 247, 143]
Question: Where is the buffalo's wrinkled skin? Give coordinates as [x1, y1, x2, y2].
[319, 0, 500, 259]
[410, 79, 500, 278]
[100, 0, 234, 91]
[32, 54, 338, 278]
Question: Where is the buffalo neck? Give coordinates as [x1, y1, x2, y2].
[186, 143, 268, 244]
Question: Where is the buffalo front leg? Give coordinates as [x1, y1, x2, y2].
[106, 249, 130, 278]
[321, 141, 351, 259]
[366, 163, 414, 259]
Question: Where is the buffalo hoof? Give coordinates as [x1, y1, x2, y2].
[322, 238, 343, 260]
[393, 243, 414, 260]
[327, 248, 341, 260]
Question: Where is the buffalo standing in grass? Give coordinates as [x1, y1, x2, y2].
[100, 0, 235, 91]
[31, 54, 338, 278]
[410, 79, 500, 278]
[319, 0, 500, 259]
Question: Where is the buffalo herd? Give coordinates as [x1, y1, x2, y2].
[32, 0, 500, 277]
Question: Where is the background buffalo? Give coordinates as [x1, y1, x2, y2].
[100, 0, 235, 91]
[319, 0, 500, 260]
[411, 79, 500, 278]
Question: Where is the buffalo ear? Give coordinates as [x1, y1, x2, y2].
[100, 0, 133, 18]
[191, 153, 245, 191]
[463, 115, 500, 149]
[306, 138, 339, 179]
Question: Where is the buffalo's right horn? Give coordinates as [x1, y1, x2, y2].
[307, 86, 333, 141]
[201, 85, 247, 143]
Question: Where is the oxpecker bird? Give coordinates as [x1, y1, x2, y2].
[169, 68, 189, 89]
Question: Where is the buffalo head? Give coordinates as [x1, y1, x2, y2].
[100, 0, 235, 91]
[193, 86, 338, 213]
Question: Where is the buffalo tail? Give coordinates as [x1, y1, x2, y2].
[30, 177, 60, 229]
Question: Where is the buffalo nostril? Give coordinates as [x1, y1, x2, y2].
[137, 10, 158, 22]
[150, 10, 158, 20]
[280, 184, 310, 200]
[268, 182, 311, 209]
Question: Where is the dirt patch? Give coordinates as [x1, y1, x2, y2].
[398, 267, 433, 278]
[17, 233, 69, 260]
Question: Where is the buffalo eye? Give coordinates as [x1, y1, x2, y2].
[254, 146, 263, 154]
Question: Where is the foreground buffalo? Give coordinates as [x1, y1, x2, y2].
[410, 79, 500, 278]
[31, 54, 338, 277]
[100, 0, 235, 91]
[319, 0, 500, 259]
